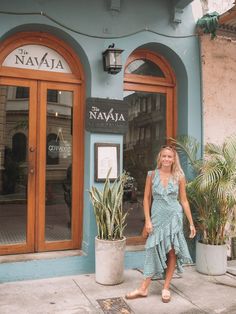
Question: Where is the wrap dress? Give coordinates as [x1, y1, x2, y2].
[143, 170, 192, 279]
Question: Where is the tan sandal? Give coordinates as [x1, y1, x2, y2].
[125, 289, 148, 300]
[162, 289, 171, 303]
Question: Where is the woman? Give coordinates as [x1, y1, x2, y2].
[125, 145, 196, 303]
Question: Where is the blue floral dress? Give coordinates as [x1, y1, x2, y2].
[143, 170, 192, 279]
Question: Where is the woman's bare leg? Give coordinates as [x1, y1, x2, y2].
[140, 277, 152, 293]
[163, 248, 176, 290]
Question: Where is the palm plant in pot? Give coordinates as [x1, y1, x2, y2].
[89, 169, 129, 285]
[172, 135, 236, 275]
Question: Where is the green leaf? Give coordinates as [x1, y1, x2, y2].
[174, 134, 236, 245]
[89, 168, 128, 240]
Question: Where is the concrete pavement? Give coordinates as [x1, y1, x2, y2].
[0, 262, 236, 314]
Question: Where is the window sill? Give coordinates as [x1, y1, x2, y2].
[126, 244, 145, 252]
[0, 250, 84, 264]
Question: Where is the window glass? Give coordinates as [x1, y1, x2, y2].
[0, 85, 29, 245]
[16, 87, 29, 99]
[45, 89, 73, 241]
[126, 59, 165, 77]
[47, 90, 58, 103]
[47, 133, 59, 165]
[12, 133, 27, 162]
[123, 91, 166, 238]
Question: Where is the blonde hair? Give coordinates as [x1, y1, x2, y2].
[156, 146, 184, 182]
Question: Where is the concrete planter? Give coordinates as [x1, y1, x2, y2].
[95, 236, 126, 285]
[196, 241, 227, 275]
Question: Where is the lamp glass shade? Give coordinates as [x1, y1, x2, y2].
[103, 48, 123, 74]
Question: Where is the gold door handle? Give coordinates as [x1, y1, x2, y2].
[29, 147, 35, 152]
[29, 168, 34, 174]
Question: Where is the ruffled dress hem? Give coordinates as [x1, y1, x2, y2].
[143, 200, 192, 279]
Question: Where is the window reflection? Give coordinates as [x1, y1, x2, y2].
[123, 91, 166, 238]
[47, 133, 59, 165]
[16, 86, 29, 99]
[12, 132, 27, 162]
[45, 89, 73, 242]
[15, 87, 58, 103]
[126, 59, 165, 77]
[0, 85, 28, 245]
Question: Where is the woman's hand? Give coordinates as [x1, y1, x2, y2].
[189, 224, 196, 238]
[145, 220, 153, 235]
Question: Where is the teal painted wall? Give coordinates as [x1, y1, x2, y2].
[0, 0, 201, 281]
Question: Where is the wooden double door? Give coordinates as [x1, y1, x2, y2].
[0, 77, 83, 255]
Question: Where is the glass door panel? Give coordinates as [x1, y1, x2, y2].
[37, 82, 81, 252]
[45, 89, 73, 242]
[0, 85, 29, 245]
[123, 91, 166, 239]
[0, 79, 82, 254]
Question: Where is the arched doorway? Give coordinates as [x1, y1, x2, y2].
[123, 49, 176, 244]
[0, 32, 85, 254]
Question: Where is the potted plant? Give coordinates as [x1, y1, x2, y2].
[89, 169, 129, 285]
[172, 135, 236, 275]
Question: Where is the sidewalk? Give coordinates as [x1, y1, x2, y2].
[0, 262, 236, 314]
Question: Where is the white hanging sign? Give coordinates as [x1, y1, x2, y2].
[3, 45, 72, 73]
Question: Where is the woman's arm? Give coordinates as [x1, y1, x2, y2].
[179, 176, 196, 238]
[143, 173, 153, 234]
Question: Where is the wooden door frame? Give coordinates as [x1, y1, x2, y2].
[0, 77, 37, 255]
[37, 81, 83, 252]
[0, 32, 85, 254]
[124, 49, 177, 245]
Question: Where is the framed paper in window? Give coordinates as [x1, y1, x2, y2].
[94, 143, 120, 182]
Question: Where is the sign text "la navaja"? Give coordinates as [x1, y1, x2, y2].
[89, 107, 125, 123]
[15, 52, 64, 70]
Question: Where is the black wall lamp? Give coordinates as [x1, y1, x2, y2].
[103, 44, 124, 74]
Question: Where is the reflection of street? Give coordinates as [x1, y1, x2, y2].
[0, 182, 72, 245]
[123, 195, 145, 237]
[45, 182, 71, 241]
[0, 203, 26, 244]
[45, 204, 71, 241]
[123, 91, 166, 242]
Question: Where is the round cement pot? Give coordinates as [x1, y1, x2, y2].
[95, 236, 126, 285]
[196, 241, 227, 275]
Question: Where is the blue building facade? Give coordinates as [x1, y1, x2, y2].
[0, 0, 202, 282]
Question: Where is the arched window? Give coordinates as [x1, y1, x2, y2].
[12, 132, 27, 162]
[123, 50, 176, 244]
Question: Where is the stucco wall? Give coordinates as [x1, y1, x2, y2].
[0, 0, 202, 281]
[201, 34, 236, 144]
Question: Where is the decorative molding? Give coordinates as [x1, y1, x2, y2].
[171, 0, 194, 24]
[108, 0, 121, 14]
[172, 7, 184, 24]
[174, 0, 194, 10]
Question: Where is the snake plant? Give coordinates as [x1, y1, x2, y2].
[89, 169, 129, 240]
